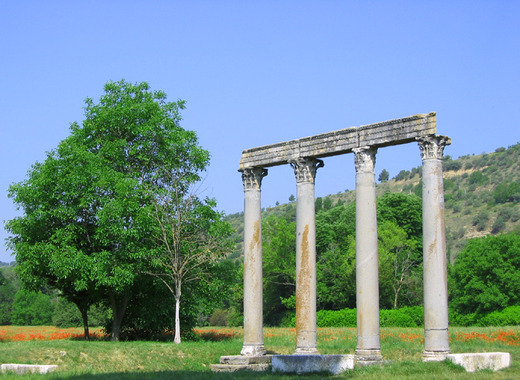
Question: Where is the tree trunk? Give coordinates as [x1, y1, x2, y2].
[81, 307, 90, 340]
[109, 292, 129, 342]
[174, 281, 182, 344]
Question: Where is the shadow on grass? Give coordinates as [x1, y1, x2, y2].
[47, 370, 326, 380]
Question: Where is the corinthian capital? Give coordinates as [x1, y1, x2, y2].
[417, 135, 451, 161]
[353, 146, 377, 173]
[240, 167, 268, 191]
[289, 158, 324, 184]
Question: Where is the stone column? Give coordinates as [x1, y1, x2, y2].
[417, 135, 451, 361]
[290, 157, 324, 355]
[353, 147, 383, 365]
[240, 167, 268, 356]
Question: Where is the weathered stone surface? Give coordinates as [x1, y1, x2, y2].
[210, 363, 271, 372]
[219, 355, 272, 365]
[239, 113, 436, 169]
[210, 355, 272, 372]
[272, 354, 355, 375]
[1, 364, 58, 374]
[447, 352, 511, 372]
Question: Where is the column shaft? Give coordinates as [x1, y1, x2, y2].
[240, 168, 267, 356]
[418, 135, 451, 361]
[353, 147, 383, 364]
[290, 158, 323, 354]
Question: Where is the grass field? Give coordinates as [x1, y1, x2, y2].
[1, 326, 519, 379]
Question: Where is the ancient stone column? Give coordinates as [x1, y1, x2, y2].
[240, 167, 268, 356]
[353, 147, 383, 365]
[417, 135, 451, 361]
[290, 157, 324, 355]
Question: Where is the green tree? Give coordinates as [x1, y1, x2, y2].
[262, 214, 296, 325]
[378, 169, 390, 182]
[7, 80, 210, 341]
[11, 289, 54, 325]
[0, 268, 19, 325]
[449, 233, 520, 316]
[316, 202, 357, 309]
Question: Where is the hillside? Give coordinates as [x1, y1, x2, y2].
[226, 141, 520, 262]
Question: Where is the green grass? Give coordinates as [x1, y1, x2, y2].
[1, 326, 520, 379]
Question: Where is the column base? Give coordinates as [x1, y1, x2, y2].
[423, 350, 450, 362]
[355, 349, 383, 366]
[295, 347, 320, 355]
[241, 344, 266, 356]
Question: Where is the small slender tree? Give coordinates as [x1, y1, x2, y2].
[146, 179, 233, 343]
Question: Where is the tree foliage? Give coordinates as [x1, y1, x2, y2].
[449, 232, 520, 315]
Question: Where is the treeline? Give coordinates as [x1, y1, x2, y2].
[3, 199, 520, 331]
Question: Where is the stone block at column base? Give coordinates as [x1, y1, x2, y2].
[422, 350, 450, 362]
[1, 364, 58, 374]
[210, 355, 272, 372]
[240, 344, 266, 356]
[446, 352, 511, 372]
[294, 346, 320, 355]
[272, 354, 354, 375]
[355, 349, 383, 366]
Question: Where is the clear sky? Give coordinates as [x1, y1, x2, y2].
[1, 1, 519, 262]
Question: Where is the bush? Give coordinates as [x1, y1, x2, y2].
[380, 308, 421, 328]
[315, 307, 424, 328]
[479, 306, 520, 326]
[317, 309, 356, 327]
[209, 309, 229, 326]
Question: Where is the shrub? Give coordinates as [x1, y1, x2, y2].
[380, 308, 421, 328]
[209, 309, 229, 326]
[317, 309, 357, 327]
[479, 306, 520, 326]
[315, 307, 424, 328]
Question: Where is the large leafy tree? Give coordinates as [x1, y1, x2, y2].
[7, 80, 210, 340]
[449, 232, 520, 315]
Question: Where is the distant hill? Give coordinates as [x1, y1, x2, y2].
[226, 141, 520, 262]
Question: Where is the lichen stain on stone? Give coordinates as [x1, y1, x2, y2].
[249, 220, 261, 253]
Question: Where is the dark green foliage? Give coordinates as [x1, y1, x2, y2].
[378, 169, 389, 182]
[472, 210, 490, 231]
[493, 182, 520, 204]
[443, 160, 462, 171]
[479, 306, 520, 326]
[0, 268, 19, 325]
[209, 309, 230, 326]
[323, 197, 333, 210]
[11, 289, 54, 325]
[262, 214, 297, 325]
[449, 232, 520, 316]
[315, 197, 323, 212]
[394, 169, 410, 181]
[468, 171, 488, 185]
[317, 308, 357, 327]
[52, 297, 109, 328]
[315, 307, 424, 327]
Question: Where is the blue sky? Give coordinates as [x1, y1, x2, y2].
[1, 1, 519, 262]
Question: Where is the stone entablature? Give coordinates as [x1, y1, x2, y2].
[239, 112, 436, 169]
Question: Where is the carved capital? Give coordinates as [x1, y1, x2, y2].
[417, 135, 451, 161]
[289, 158, 324, 184]
[240, 167, 268, 191]
[353, 146, 377, 173]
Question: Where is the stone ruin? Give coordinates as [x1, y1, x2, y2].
[211, 113, 511, 374]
